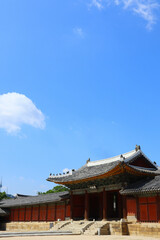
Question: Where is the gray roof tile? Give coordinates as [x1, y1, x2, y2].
[0, 208, 10, 216]
[0, 191, 69, 208]
[120, 175, 160, 195]
[48, 160, 120, 183]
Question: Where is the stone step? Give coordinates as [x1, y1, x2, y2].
[83, 221, 109, 235]
[57, 221, 94, 234]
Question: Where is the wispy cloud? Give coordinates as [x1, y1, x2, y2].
[73, 27, 85, 38]
[1, 186, 8, 192]
[89, 0, 104, 9]
[89, 0, 160, 29]
[63, 168, 72, 173]
[0, 92, 45, 134]
[19, 176, 25, 181]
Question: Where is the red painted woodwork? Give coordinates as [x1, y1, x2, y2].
[84, 191, 89, 220]
[73, 195, 85, 219]
[70, 192, 73, 219]
[9, 209, 14, 221]
[47, 205, 55, 221]
[136, 197, 140, 221]
[32, 206, 39, 221]
[127, 198, 137, 216]
[13, 208, 19, 221]
[118, 193, 123, 218]
[139, 197, 147, 204]
[56, 204, 65, 220]
[156, 196, 160, 222]
[103, 189, 107, 220]
[65, 203, 70, 218]
[89, 193, 100, 220]
[122, 195, 127, 219]
[107, 191, 119, 218]
[25, 207, 32, 221]
[139, 197, 158, 222]
[140, 204, 148, 221]
[19, 208, 25, 221]
[39, 206, 47, 221]
[148, 197, 156, 203]
[99, 192, 103, 219]
[148, 204, 157, 221]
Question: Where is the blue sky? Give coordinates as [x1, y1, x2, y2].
[0, 0, 160, 195]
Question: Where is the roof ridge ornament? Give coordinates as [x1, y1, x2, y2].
[120, 154, 125, 160]
[86, 158, 90, 164]
[135, 145, 141, 151]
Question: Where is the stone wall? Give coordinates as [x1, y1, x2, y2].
[128, 223, 160, 238]
[2, 222, 53, 232]
[109, 221, 128, 235]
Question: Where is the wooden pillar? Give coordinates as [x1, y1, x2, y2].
[46, 204, 48, 222]
[31, 206, 33, 221]
[70, 191, 73, 220]
[122, 195, 127, 219]
[54, 203, 57, 221]
[12, 208, 14, 221]
[38, 205, 40, 221]
[118, 193, 122, 219]
[84, 190, 89, 220]
[64, 201, 66, 220]
[103, 188, 107, 220]
[156, 195, 160, 222]
[24, 207, 26, 222]
[18, 208, 20, 222]
[136, 197, 140, 221]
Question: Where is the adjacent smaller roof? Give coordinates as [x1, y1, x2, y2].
[0, 191, 69, 208]
[0, 208, 10, 216]
[120, 175, 160, 195]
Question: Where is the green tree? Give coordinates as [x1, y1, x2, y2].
[0, 191, 9, 200]
[38, 185, 69, 195]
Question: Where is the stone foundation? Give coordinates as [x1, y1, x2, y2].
[2, 220, 160, 237]
[2, 222, 53, 232]
[109, 221, 128, 235]
[128, 223, 160, 238]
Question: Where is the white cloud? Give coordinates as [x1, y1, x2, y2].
[89, 0, 159, 29]
[0, 92, 45, 134]
[73, 27, 84, 38]
[19, 176, 24, 181]
[132, 1, 159, 29]
[1, 186, 7, 192]
[122, 0, 159, 29]
[63, 168, 72, 173]
[90, 0, 104, 9]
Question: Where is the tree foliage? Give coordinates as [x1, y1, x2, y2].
[38, 185, 69, 195]
[0, 191, 9, 200]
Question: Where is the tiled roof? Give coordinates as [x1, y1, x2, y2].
[48, 160, 120, 183]
[0, 208, 10, 216]
[120, 175, 160, 195]
[48, 149, 158, 184]
[0, 191, 69, 208]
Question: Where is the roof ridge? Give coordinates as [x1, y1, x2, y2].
[87, 149, 137, 166]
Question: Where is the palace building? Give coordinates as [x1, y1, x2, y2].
[1, 145, 160, 234]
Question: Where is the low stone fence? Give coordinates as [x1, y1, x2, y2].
[128, 223, 160, 238]
[104, 221, 160, 237]
[1, 220, 160, 237]
[109, 221, 128, 235]
[1, 222, 53, 232]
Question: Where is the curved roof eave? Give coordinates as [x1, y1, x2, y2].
[48, 162, 159, 185]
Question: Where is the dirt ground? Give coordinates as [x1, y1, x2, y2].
[0, 236, 159, 240]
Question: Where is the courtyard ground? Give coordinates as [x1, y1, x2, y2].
[0, 235, 159, 240]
